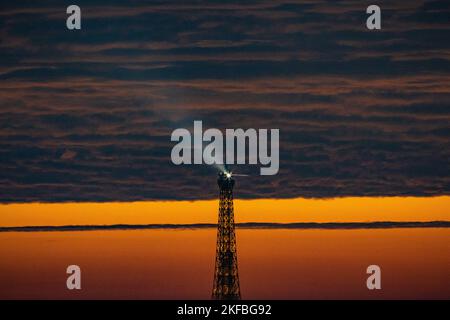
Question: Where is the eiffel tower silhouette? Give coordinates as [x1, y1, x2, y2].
[212, 171, 241, 300]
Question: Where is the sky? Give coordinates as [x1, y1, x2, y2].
[1, 228, 449, 299]
[0, 0, 449, 202]
[1, 196, 450, 227]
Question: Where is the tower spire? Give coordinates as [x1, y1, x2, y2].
[212, 171, 241, 300]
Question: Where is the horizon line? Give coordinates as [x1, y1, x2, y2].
[1, 221, 449, 232]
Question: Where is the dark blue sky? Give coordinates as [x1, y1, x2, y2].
[0, 0, 449, 202]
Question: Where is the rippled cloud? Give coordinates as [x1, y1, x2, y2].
[0, 0, 449, 202]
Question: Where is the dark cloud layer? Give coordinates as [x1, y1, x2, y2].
[1, 221, 449, 232]
[0, 1, 449, 202]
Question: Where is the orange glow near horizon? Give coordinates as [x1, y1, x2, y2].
[0, 196, 449, 227]
[1, 228, 449, 299]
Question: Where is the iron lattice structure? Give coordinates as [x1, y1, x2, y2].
[212, 172, 241, 300]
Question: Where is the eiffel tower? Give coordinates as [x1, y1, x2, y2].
[212, 171, 241, 300]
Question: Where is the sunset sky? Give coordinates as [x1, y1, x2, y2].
[0, 1, 449, 222]
[0, 196, 449, 227]
[1, 2, 450, 303]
